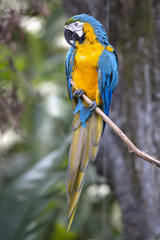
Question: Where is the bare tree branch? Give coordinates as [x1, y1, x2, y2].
[70, 80, 160, 168]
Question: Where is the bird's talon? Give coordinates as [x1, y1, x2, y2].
[89, 101, 97, 111]
[73, 89, 85, 98]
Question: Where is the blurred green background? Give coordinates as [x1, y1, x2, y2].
[0, 1, 123, 240]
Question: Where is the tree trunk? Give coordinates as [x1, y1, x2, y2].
[63, 1, 160, 239]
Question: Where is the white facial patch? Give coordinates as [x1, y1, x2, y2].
[65, 21, 84, 37]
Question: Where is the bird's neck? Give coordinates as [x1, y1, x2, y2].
[75, 22, 97, 47]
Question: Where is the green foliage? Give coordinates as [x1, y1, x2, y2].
[0, 1, 123, 239]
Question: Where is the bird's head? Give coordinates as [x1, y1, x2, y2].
[64, 17, 84, 47]
[64, 14, 109, 48]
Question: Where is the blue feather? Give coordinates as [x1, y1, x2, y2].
[74, 98, 84, 114]
[98, 49, 118, 116]
[65, 46, 76, 100]
[80, 107, 92, 127]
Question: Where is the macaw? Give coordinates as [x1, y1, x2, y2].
[64, 14, 118, 231]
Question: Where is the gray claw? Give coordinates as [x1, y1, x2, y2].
[73, 89, 85, 98]
[89, 100, 97, 111]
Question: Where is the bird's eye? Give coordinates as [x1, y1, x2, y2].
[74, 22, 78, 27]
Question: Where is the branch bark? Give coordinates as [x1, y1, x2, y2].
[70, 80, 160, 168]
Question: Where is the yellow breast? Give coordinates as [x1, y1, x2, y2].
[72, 23, 105, 101]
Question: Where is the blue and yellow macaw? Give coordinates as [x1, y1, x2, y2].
[64, 14, 118, 231]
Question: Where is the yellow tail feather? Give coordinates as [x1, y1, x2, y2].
[66, 112, 103, 231]
[90, 112, 103, 146]
[68, 125, 85, 180]
[74, 171, 85, 192]
[67, 183, 83, 218]
[67, 202, 78, 232]
[72, 112, 81, 130]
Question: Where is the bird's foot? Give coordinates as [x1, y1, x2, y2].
[89, 101, 97, 111]
[73, 89, 85, 98]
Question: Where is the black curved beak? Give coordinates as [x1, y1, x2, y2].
[64, 27, 84, 47]
[64, 28, 75, 47]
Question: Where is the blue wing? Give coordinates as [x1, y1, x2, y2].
[98, 48, 118, 116]
[65, 46, 76, 100]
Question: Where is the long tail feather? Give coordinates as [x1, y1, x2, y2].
[66, 112, 103, 231]
[67, 202, 78, 233]
[72, 112, 81, 130]
[74, 171, 85, 192]
[67, 182, 83, 218]
[90, 112, 103, 147]
[68, 125, 86, 180]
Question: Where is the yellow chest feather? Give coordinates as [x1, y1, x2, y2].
[76, 42, 104, 68]
[72, 42, 104, 100]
